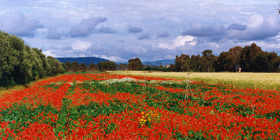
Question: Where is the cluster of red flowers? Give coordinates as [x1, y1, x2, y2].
[0, 73, 280, 139]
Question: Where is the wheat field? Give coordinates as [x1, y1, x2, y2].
[108, 71, 280, 91]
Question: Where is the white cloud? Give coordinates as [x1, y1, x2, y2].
[174, 35, 197, 46]
[68, 17, 107, 37]
[158, 35, 197, 50]
[101, 55, 126, 62]
[208, 42, 220, 49]
[247, 14, 264, 28]
[43, 50, 57, 57]
[93, 54, 126, 62]
[72, 40, 92, 50]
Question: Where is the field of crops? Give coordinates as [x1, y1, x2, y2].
[1, 73, 280, 139]
[110, 71, 280, 91]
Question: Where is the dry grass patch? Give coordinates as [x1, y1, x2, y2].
[108, 71, 280, 91]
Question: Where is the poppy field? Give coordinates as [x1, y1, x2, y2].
[0, 73, 280, 139]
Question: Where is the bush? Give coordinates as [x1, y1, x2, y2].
[0, 31, 64, 87]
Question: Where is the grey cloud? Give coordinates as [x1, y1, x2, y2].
[157, 32, 169, 38]
[0, 13, 43, 37]
[237, 23, 280, 41]
[182, 17, 280, 42]
[61, 46, 73, 50]
[68, 17, 107, 38]
[182, 22, 226, 37]
[97, 27, 116, 34]
[128, 26, 143, 33]
[118, 40, 125, 43]
[228, 17, 280, 41]
[47, 28, 63, 40]
[227, 23, 247, 31]
[138, 34, 150, 40]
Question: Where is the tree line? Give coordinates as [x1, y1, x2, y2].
[64, 61, 117, 72]
[0, 31, 64, 87]
[174, 43, 280, 72]
[115, 43, 280, 72]
[65, 43, 280, 73]
[63, 58, 145, 72]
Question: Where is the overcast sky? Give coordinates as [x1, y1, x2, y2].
[1, 0, 280, 62]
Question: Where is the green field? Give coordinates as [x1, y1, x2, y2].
[109, 71, 280, 91]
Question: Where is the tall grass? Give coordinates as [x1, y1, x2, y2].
[108, 71, 280, 91]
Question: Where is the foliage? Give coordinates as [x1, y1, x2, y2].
[0, 31, 64, 87]
[71, 61, 79, 72]
[117, 63, 127, 70]
[142, 64, 172, 72]
[89, 62, 95, 71]
[47, 56, 64, 76]
[64, 62, 72, 72]
[97, 61, 117, 71]
[128, 57, 143, 70]
[175, 50, 217, 72]
[80, 63, 87, 72]
[175, 43, 280, 72]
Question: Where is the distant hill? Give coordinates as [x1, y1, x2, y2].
[143, 59, 174, 66]
[56, 57, 174, 66]
[56, 57, 109, 65]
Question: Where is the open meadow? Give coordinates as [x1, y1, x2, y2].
[109, 71, 280, 91]
[0, 73, 280, 139]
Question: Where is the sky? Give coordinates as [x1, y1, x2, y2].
[1, 0, 280, 62]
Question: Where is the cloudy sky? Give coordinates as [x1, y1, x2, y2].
[1, 0, 280, 62]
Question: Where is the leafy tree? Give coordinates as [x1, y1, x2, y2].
[175, 50, 217, 72]
[61, 63, 67, 72]
[89, 63, 95, 71]
[47, 56, 64, 75]
[0, 32, 18, 86]
[29, 48, 44, 80]
[54, 59, 64, 74]
[32, 48, 50, 78]
[0, 31, 64, 87]
[80, 63, 87, 72]
[240, 43, 262, 72]
[255, 51, 280, 72]
[201, 50, 217, 72]
[228, 46, 242, 72]
[71, 61, 80, 72]
[216, 52, 230, 72]
[97, 61, 117, 71]
[118, 63, 127, 70]
[215, 46, 242, 72]
[267, 52, 280, 72]
[175, 54, 191, 72]
[128, 58, 143, 70]
[65, 61, 72, 72]
[168, 64, 176, 71]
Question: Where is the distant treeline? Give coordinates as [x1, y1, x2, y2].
[0, 31, 64, 87]
[64, 58, 144, 72]
[65, 43, 280, 73]
[64, 61, 117, 72]
[173, 43, 280, 72]
[131, 43, 280, 72]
